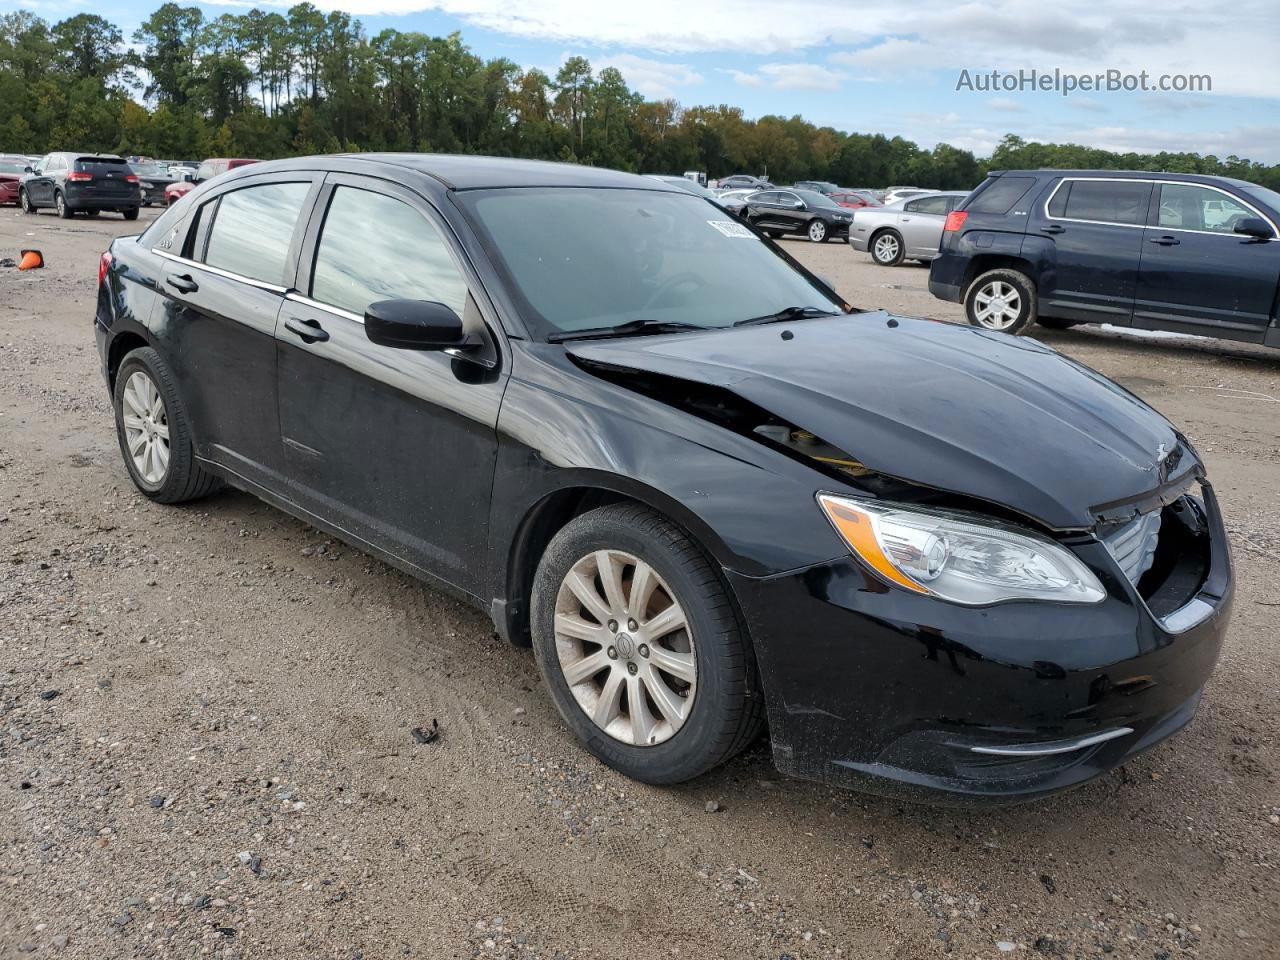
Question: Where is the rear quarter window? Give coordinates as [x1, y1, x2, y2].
[965, 176, 1036, 214]
[202, 182, 311, 286]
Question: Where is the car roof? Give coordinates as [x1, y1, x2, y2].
[338, 153, 675, 192]
[992, 168, 1263, 189]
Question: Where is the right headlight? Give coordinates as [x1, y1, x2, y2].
[817, 494, 1106, 606]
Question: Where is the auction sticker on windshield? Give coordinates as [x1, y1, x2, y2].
[707, 220, 754, 238]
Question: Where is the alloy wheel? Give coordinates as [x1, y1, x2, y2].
[55, 193, 66, 217]
[121, 371, 171, 484]
[873, 234, 899, 263]
[972, 280, 1023, 329]
[553, 549, 696, 747]
[19, 190, 31, 214]
[808, 220, 827, 242]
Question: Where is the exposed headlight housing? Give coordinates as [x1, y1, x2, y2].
[817, 494, 1106, 606]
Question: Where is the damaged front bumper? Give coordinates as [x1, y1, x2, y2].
[726, 484, 1232, 805]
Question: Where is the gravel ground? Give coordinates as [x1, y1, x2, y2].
[0, 208, 1276, 960]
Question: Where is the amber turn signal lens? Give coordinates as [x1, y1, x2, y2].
[817, 494, 928, 594]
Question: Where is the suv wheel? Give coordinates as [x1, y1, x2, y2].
[531, 503, 765, 784]
[807, 219, 829, 243]
[113, 347, 221, 503]
[122, 208, 139, 221]
[19, 189, 35, 214]
[870, 230, 904, 266]
[965, 269, 1037, 334]
[55, 191, 72, 219]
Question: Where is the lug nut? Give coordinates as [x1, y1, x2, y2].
[627, 619, 638, 631]
[607, 646, 618, 660]
[637, 644, 649, 658]
[607, 619, 618, 633]
[626, 662, 638, 676]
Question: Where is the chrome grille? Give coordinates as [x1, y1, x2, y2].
[1101, 510, 1162, 584]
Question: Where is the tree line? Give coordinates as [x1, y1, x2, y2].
[3, 5, 1279, 193]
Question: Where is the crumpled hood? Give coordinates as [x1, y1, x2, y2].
[567, 312, 1196, 529]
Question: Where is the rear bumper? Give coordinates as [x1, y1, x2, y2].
[727, 486, 1232, 805]
[66, 185, 140, 210]
[928, 279, 962, 302]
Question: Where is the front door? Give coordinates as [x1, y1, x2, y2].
[275, 174, 507, 596]
[1030, 178, 1153, 326]
[1135, 182, 1279, 341]
[153, 174, 319, 488]
[29, 155, 57, 205]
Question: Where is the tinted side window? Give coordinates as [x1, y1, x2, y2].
[203, 182, 310, 286]
[310, 186, 468, 318]
[905, 195, 949, 215]
[1157, 183, 1256, 234]
[1061, 180, 1150, 225]
[754, 192, 779, 203]
[967, 176, 1035, 214]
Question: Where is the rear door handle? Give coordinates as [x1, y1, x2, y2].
[1149, 235, 1180, 246]
[1040, 224, 1065, 234]
[165, 274, 198, 294]
[284, 316, 329, 343]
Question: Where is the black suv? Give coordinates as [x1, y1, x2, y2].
[929, 169, 1280, 348]
[20, 152, 142, 220]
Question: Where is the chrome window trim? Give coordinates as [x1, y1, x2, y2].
[285, 291, 364, 325]
[1044, 177, 1278, 238]
[154, 248, 288, 294]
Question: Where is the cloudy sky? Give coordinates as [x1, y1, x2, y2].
[20, 0, 1280, 161]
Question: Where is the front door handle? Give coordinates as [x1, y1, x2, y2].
[284, 316, 330, 343]
[166, 274, 198, 294]
[1149, 235, 1180, 246]
[1040, 224, 1065, 234]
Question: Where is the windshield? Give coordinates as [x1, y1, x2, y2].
[0, 160, 26, 174]
[462, 187, 842, 340]
[131, 163, 168, 177]
[1240, 183, 1280, 217]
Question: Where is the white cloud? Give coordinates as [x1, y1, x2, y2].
[986, 97, 1025, 113]
[756, 63, 844, 91]
[592, 53, 702, 98]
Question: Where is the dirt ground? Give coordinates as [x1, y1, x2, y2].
[0, 207, 1276, 960]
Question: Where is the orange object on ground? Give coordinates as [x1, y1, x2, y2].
[18, 249, 43, 270]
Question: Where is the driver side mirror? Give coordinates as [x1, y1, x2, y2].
[23, 165, 32, 174]
[184, 173, 195, 183]
[792, 200, 805, 210]
[365, 299, 479, 352]
[1233, 217, 1273, 241]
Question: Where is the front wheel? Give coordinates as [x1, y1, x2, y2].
[870, 230, 904, 266]
[113, 347, 221, 504]
[19, 189, 35, 214]
[531, 504, 765, 785]
[807, 219, 829, 243]
[965, 269, 1038, 334]
[55, 191, 72, 219]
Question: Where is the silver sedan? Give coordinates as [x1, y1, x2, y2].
[848, 191, 970, 266]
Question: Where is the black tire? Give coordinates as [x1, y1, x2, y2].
[964, 268, 1038, 334]
[1036, 316, 1080, 330]
[19, 189, 35, 214]
[531, 503, 765, 785]
[113, 346, 221, 504]
[806, 218, 829, 243]
[765, 230, 783, 239]
[85, 210, 100, 218]
[122, 207, 139, 221]
[869, 229, 904, 266]
[55, 191, 72, 219]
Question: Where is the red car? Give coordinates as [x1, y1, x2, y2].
[829, 190, 882, 210]
[165, 158, 261, 205]
[0, 157, 28, 205]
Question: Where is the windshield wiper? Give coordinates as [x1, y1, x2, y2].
[547, 319, 709, 343]
[733, 305, 842, 327]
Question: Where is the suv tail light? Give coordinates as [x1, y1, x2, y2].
[943, 211, 968, 232]
[125, 174, 139, 183]
[68, 172, 94, 182]
[98, 251, 113, 290]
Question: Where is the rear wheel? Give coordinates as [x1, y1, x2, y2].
[807, 219, 829, 243]
[531, 503, 764, 784]
[19, 189, 35, 214]
[113, 347, 220, 504]
[870, 229, 904, 266]
[122, 207, 139, 221]
[965, 269, 1038, 334]
[55, 191, 72, 219]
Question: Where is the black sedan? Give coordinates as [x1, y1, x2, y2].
[129, 161, 179, 206]
[744, 188, 855, 242]
[94, 155, 1231, 804]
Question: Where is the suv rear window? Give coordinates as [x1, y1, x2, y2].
[966, 176, 1035, 214]
[75, 156, 127, 168]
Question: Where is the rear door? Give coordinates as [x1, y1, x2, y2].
[153, 172, 321, 488]
[898, 194, 951, 256]
[275, 173, 507, 593]
[1135, 182, 1279, 340]
[746, 191, 784, 229]
[1029, 177, 1152, 326]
